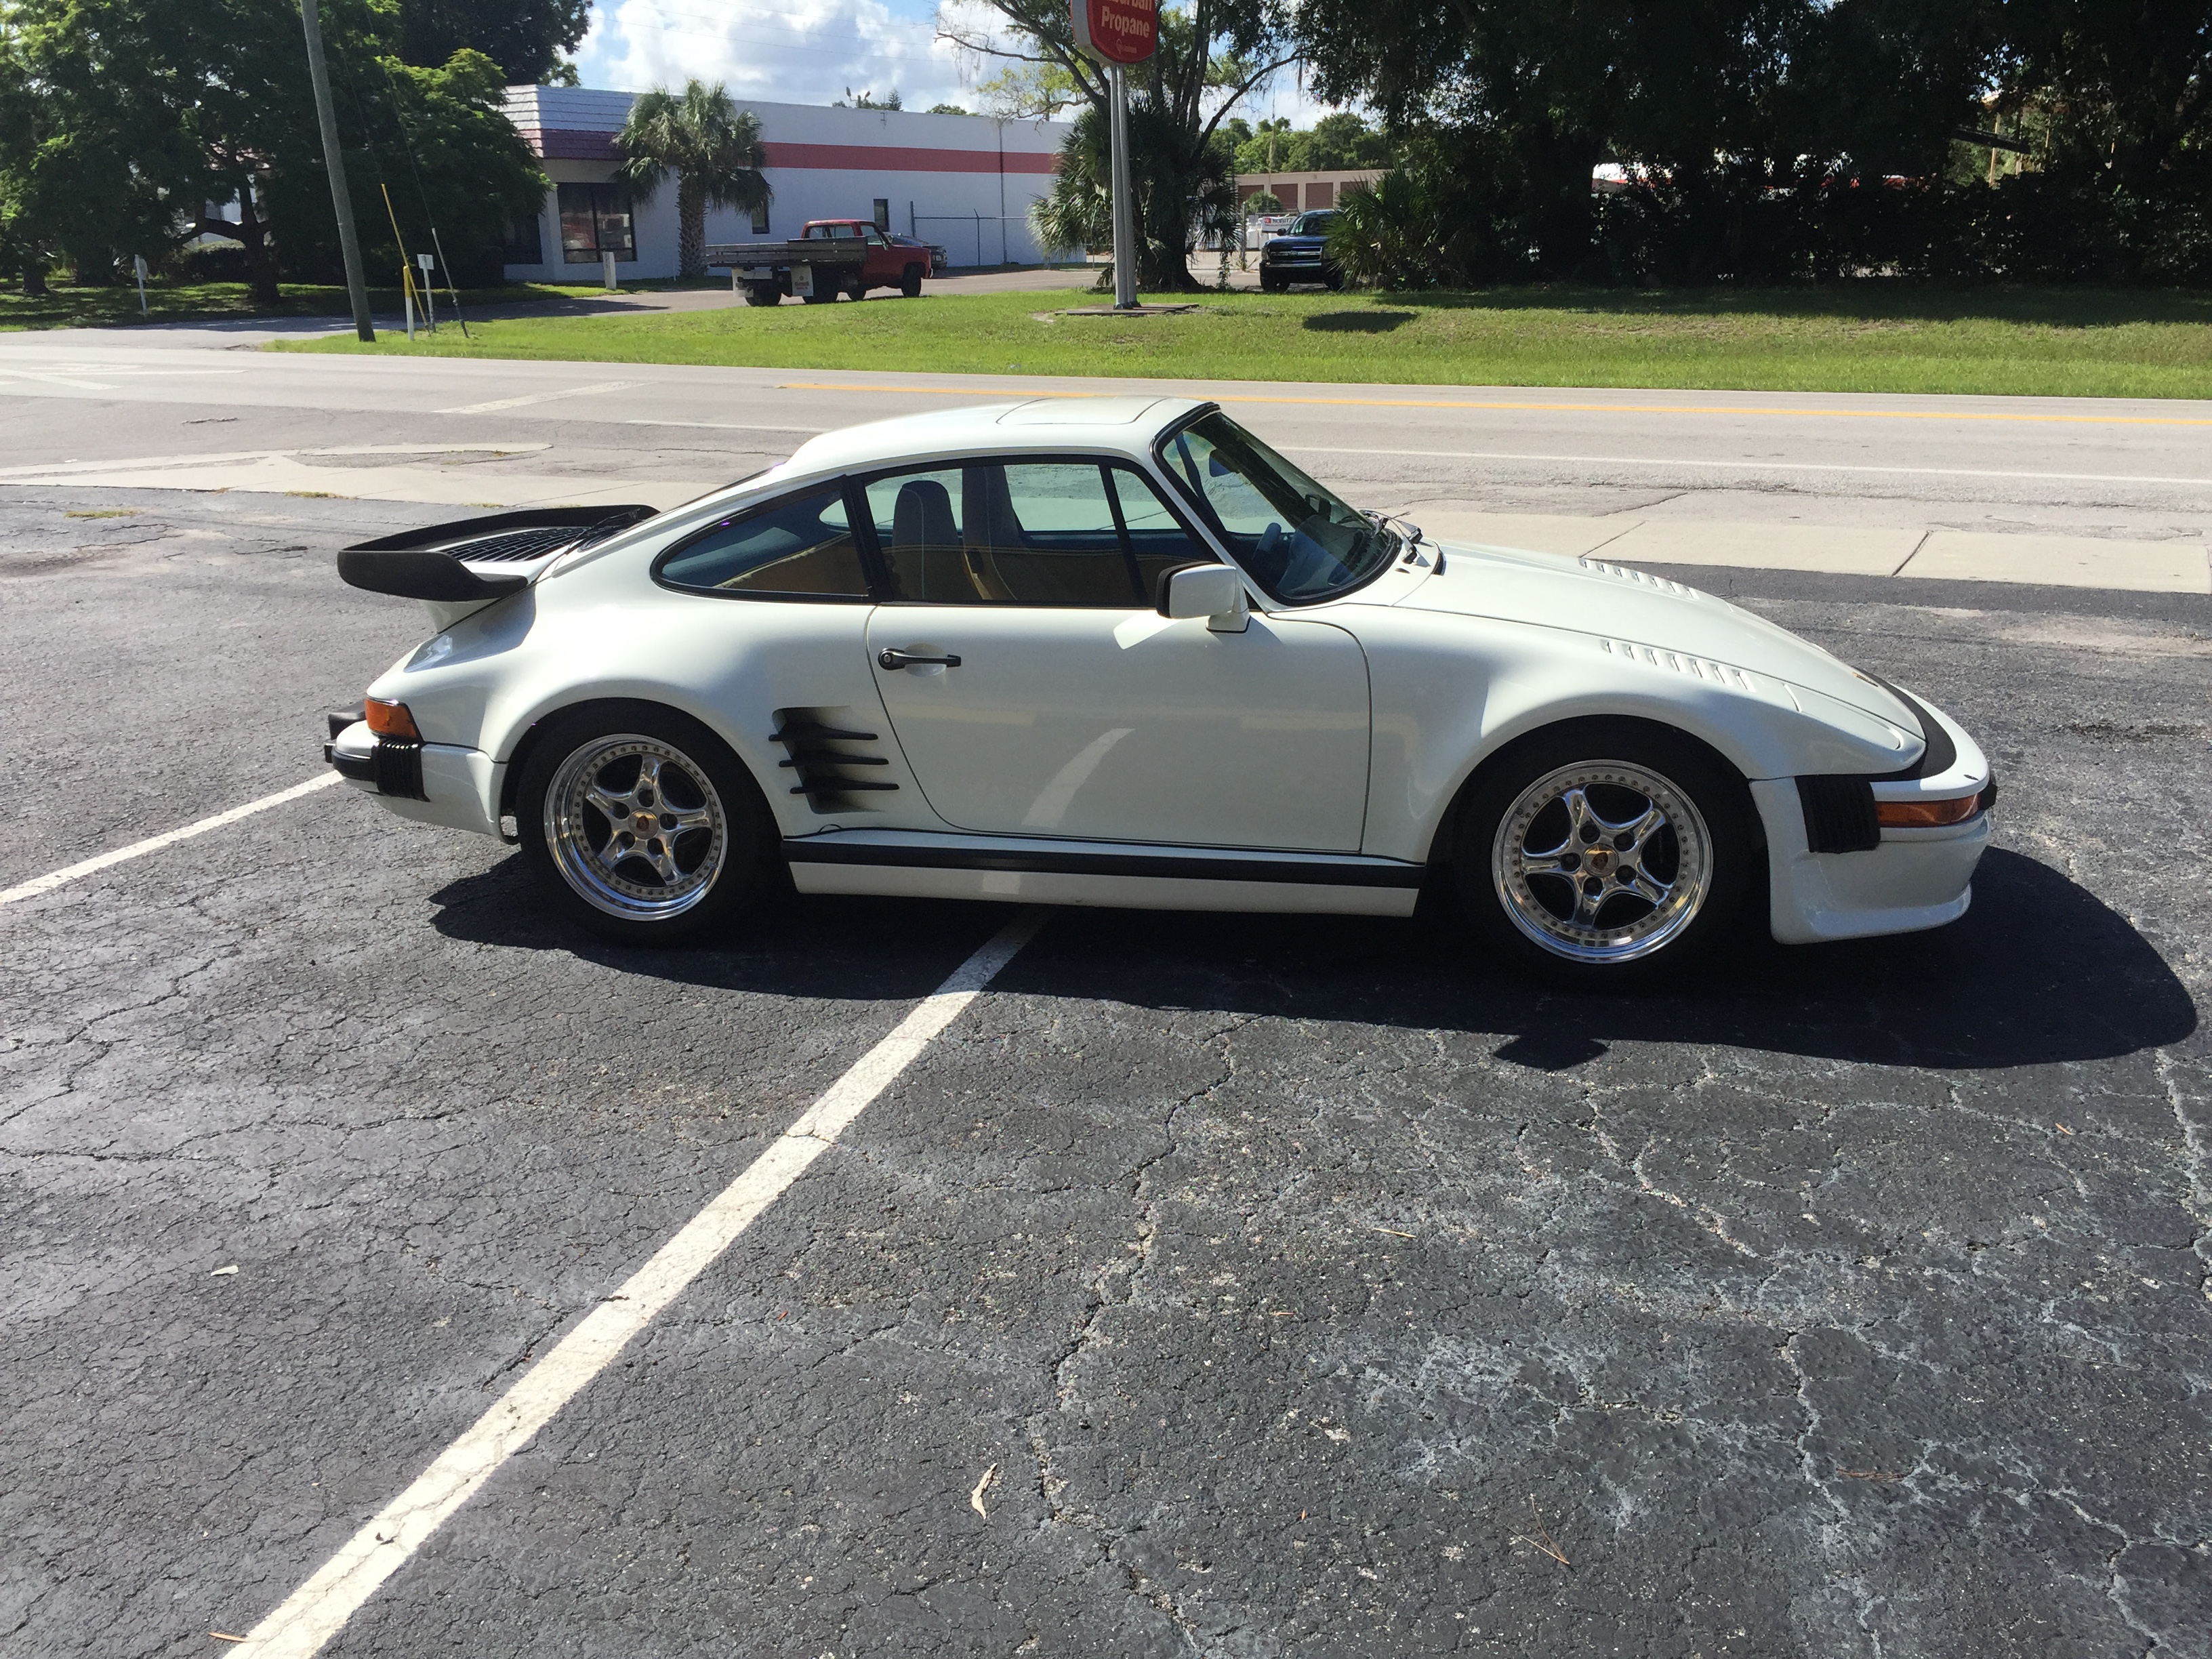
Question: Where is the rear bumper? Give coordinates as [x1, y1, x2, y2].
[325, 716, 502, 838]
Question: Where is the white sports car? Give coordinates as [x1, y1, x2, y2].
[326, 396, 1994, 983]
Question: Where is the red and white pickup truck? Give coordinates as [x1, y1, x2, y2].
[704, 220, 944, 306]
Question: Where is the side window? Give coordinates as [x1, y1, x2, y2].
[656, 485, 870, 599]
[864, 460, 1155, 606]
[1107, 466, 1214, 605]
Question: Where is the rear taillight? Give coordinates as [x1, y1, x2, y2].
[364, 697, 421, 740]
[1877, 793, 1981, 828]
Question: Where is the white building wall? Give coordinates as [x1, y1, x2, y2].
[501, 87, 1071, 280]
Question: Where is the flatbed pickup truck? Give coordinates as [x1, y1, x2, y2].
[705, 219, 943, 305]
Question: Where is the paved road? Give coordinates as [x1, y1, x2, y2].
[0, 325, 2206, 592]
[2, 481, 2207, 1657]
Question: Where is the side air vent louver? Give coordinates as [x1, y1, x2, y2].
[1580, 558, 1697, 598]
[1797, 775, 1880, 853]
[771, 707, 899, 813]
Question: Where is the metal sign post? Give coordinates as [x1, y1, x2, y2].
[1072, 0, 1158, 312]
[1107, 67, 1136, 309]
[132, 255, 149, 319]
[417, 251, 436, 331]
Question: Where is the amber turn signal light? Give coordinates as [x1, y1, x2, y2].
[363, 697, 421, 740]
[1876, 793, 1980, 829]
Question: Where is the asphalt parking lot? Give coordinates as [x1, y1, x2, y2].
[3, 485, 2207, 1658]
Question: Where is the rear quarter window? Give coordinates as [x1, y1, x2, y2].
[655, 485, 871, 600]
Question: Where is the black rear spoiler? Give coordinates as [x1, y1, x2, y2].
[337, 505, 657, 602]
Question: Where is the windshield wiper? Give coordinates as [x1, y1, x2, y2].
[1364, 510, 1438, 569]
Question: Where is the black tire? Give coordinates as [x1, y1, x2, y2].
[801, 290, 831, 305]
[742, 283, 779, 306]
[1259, 271, 1286, 293]
[847, 279, 869, 302]
[1450, 718, 1759, 988]
[900, 263, 924, 298]
[517, 701, 777, 946]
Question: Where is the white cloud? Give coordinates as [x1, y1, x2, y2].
[575, 0, 972, 109]
[571, 0, 1351, 128]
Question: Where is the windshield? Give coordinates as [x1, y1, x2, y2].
[1156, 411, 1393, 605]
[1290, 211, 1338, 236]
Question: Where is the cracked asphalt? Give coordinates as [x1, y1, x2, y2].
[2, 487, 2207, 1658]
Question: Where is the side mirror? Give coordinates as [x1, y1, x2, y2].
[1158, 562, 1248, 632]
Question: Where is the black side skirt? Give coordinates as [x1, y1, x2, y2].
[783, 840, 1425, 888]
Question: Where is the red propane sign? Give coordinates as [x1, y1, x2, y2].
[1072, 0, 1158, 65]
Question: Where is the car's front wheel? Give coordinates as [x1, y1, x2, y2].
[900, 263, 924, 298]
[1452, 720, 1757, 986]
[518, 704, 775, 945]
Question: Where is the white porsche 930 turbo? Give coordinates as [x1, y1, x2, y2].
[326, 396, 1994, 983]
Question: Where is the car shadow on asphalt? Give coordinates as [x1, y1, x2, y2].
[426, 846, 2192, 1070]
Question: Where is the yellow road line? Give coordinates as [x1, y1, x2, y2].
[777, 383, 2212, 426]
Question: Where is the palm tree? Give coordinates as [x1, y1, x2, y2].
[615, 81, 771, 280]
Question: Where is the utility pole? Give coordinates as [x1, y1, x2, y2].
[298, 0, 375, 342]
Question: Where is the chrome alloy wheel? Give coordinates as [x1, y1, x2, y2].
[1491, 760, 1713, 964]
[544, 735, 727, 921]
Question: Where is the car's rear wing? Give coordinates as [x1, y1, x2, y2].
[338, 505, 657, 603]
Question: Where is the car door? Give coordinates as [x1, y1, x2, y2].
[651, 480, 903, 822]
[861, 455, 1370, 852]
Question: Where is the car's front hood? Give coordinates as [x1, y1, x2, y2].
[1391, 539, 1915, 729]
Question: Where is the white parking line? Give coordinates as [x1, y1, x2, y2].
[0, 773, 342, 907]
[236, 905, 1048, 1658]
[438, 380, 644, 415]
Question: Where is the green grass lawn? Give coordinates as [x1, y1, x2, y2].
[0, 278, 609, 330]
[269, 283, 2212, 398]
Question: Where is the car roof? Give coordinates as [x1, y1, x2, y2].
[781, 396, 1208, 474]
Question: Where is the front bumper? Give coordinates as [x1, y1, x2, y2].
[1755, 689, 1996, 944]
[325, 714, 503, 838]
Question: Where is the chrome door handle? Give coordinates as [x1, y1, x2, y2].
[878, 648, 962, 670]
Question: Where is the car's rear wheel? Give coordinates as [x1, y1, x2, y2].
[900, 263, 924, 298]
[801, 290, 831, 304]
[1452, 720, 1757, 986]
[518, 704, 775, 945]
[742, 283, 779, 306]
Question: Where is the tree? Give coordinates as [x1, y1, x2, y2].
[943, 0, 1296, 289]
[0, 0, 547, 301]
[974, 59, 1081, 117]
[615, 80, 770, 280]
[394, 0, 590, 85]
[1241, 186, 1282, 213]
[927, 102, 972, 115]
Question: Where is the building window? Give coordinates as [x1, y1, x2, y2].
[872, 199, 889, 231]
[558, 182, 635, 264]
[750, 202, 770, 234]
[500, 209, 544, 265]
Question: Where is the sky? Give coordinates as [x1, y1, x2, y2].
[569, 0, 1336, 125]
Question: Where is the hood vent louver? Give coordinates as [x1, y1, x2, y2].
[1600, 637, 1760, 695]
[1580, 558, 1697, 598]
[772, 708, 899, 813]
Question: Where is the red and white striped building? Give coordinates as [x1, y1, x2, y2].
[499, 86, 1071, 278]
